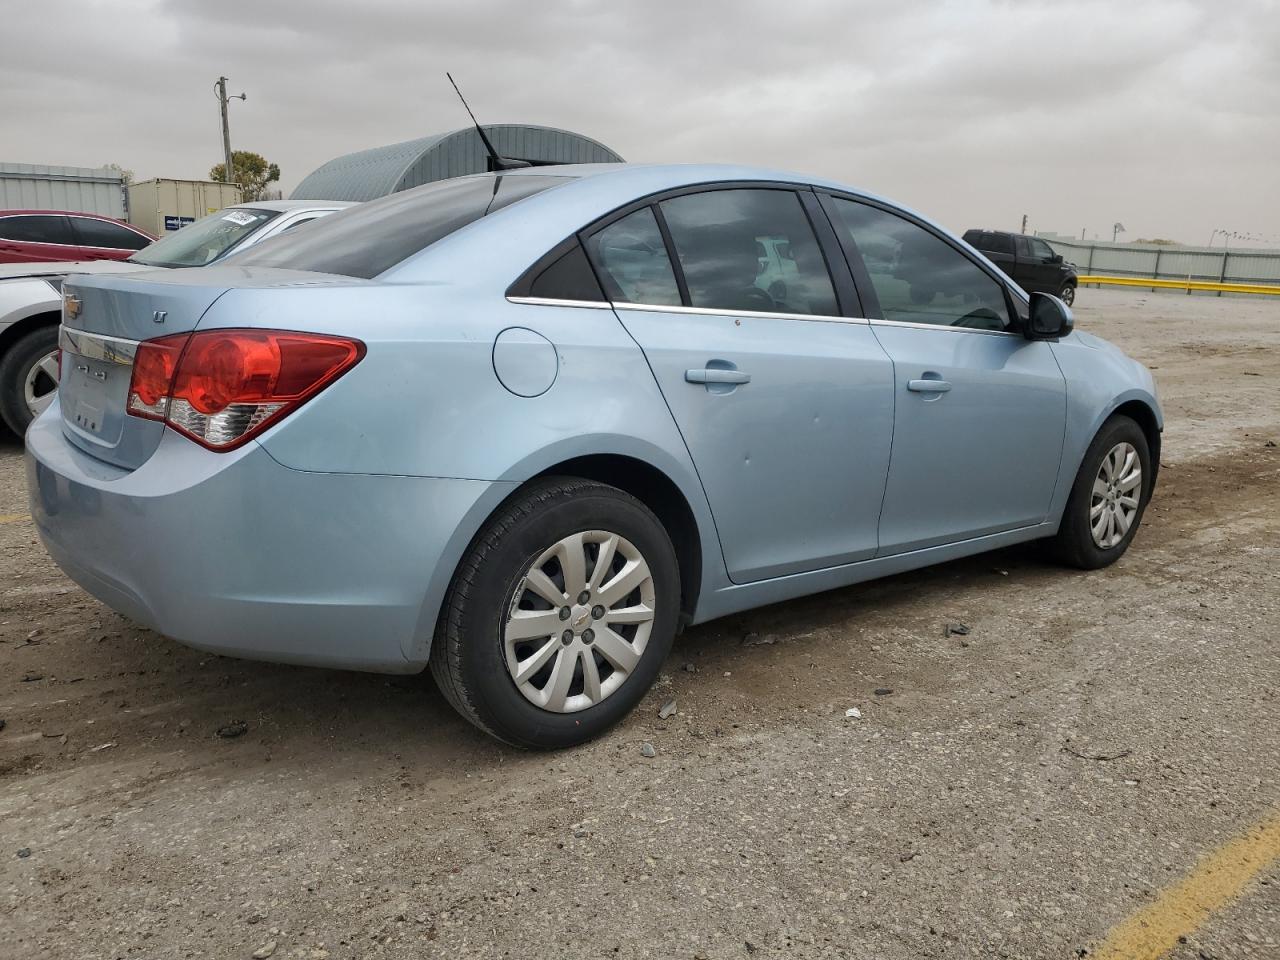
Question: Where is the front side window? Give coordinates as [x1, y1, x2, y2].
[1015, 236, 1034, 258]
[659, 189, 837, 316]
[0, 214, 74, 245]
[830, 199, 1010, 331]
[72, 217, 150, 250]
[235, 174, 569, 279]
[584, 207, 681, 307]
[129, 208, 279, 267]
[1031, 238, 1055, 260]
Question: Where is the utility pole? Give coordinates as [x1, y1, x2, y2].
[1020, 214, 1028, 234]
[215, 77, 246, 186]
[1112, 221, 1125, 243]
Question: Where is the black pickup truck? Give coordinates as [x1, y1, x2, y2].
[962, 229, 1078, 305]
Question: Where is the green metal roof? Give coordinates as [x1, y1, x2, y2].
[291, 125, 623, 202]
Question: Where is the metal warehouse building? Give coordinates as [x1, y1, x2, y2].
[0, 163, 126, 217]
[291, 125, 623, 202]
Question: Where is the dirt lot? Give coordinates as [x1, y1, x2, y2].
[2, 288, 1278, 960]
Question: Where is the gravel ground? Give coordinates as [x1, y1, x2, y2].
[1, 288, 1277, 960]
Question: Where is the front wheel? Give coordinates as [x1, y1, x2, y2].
[1058, 282, 1076, 306]
[430, 477, 680, 749]
[0, 326, 60, 435]
[1048, 415, 1151, 569]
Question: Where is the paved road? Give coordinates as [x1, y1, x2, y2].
[2, 289, 1278, 959]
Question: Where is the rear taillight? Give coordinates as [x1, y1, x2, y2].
[127, 329, 364, 450]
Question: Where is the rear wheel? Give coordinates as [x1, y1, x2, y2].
[0, 326, 59, 435]
[430, 477, 679, 749]
[1049, 415, 1150, 569]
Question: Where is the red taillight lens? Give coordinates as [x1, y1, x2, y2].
[128, 334, 188, 418]
[126, 329, 364, 450]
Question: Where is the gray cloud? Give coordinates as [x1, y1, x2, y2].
[2, 0, 1276, 243]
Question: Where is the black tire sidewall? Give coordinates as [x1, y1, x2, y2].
[0, 326, 59, 435]
[1060, 416, 1151, 568]
[451, 485, 679, 748]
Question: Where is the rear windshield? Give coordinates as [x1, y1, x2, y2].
[129, 208, 280, 268]
[234, 174, 570, 279]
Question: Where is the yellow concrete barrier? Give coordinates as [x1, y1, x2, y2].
[1078, 275, 1280, 295]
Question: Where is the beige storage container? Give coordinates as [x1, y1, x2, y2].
[126, 179, 243, 235]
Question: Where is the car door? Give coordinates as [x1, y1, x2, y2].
[1027, 236, 1063, 293]
[68, 216, 152, 261]
[0, 214, 77, 263]
[584, 187, 895, 584]
[821, 195, 1067, 555]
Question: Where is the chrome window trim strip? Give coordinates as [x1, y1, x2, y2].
[868, 317, 1022, 338]
[506, 296, 613, 310]
[59, 326, 140, 364]
[612, 300, 870, 326]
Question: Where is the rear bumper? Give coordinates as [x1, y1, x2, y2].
[25, 404, 508, 673]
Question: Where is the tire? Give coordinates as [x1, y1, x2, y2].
[1049, 415, 1151, 569]
[1058, 282, 1076, 306]
[430, 477, 680, 749]
[0, 325, 60, 436]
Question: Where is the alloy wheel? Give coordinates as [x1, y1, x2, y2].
[1090, 441, 1142, 549]
[503, 530, 656, 713]
[24, 349, 59, 419]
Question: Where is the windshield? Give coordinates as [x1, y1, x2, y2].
[128, 208, 281, 268]
[234, 175, 569, 279]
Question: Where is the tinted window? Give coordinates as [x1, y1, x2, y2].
[659, 189, 837, 316]
[584, 207, 681, 307]
[72, 217, 149, 250]
[1031, 238, 1055, 260]
[830, 199, 1010, 331]
[0, 214, 74, 245]
[1015, 236, 1034, 258]
[987, 232, 1015, 255]
[236, 174, 569, 279]
[527, 242, 604, 301]
[128, 207, 278, 267]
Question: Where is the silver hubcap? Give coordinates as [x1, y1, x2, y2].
[24, 349, 59, 418]
[503, 530, 656, 714]
[1090, 441, 1142, 549]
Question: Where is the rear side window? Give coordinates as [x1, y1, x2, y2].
[986, 233, 1014, 255]
[659, 189, 838, 316]
[584, 207, 682, 307]
[0, 214, 74, 245]
[1015, 236, 1034, 258]
[71, 217, 150, 250]
[236, 175, 569, 279]
[830, 198, 1010, 331]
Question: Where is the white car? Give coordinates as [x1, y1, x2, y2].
[0, 200, 352, 434]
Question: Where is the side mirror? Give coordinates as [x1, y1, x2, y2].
[1026, 291, 1073, 340]
[1050, 253, 1063, 264]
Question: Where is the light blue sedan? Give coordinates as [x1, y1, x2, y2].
[26, 164, 1160, 748]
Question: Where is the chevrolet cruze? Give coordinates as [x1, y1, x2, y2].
[26, 164, 1161, 748]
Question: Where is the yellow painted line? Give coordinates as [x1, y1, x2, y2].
[1079, 274, 1280, 296]
[0, 513, 31, 524]
[1092, 809, 1280, 960]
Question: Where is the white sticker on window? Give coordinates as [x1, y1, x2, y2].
[222, 210, 258, 226]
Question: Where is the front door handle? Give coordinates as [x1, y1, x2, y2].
[907, 378, 952, 393]
[686, 368, 751, 385]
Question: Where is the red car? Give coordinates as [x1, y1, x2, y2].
[0, 209, 154, 264]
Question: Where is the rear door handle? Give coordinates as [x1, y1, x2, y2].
[686, 368, 750, 385]
[907, 379, 951, 393]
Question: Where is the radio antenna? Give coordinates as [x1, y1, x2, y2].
[447, 73, 530, 171]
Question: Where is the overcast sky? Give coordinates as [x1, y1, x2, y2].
[2, 0, 1276, 245]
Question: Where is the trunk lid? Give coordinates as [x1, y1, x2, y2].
[58, 271, 230, 469]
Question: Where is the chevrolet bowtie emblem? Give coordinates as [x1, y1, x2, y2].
[64, 293, 82, 319]
[153, 310, 167, 324]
